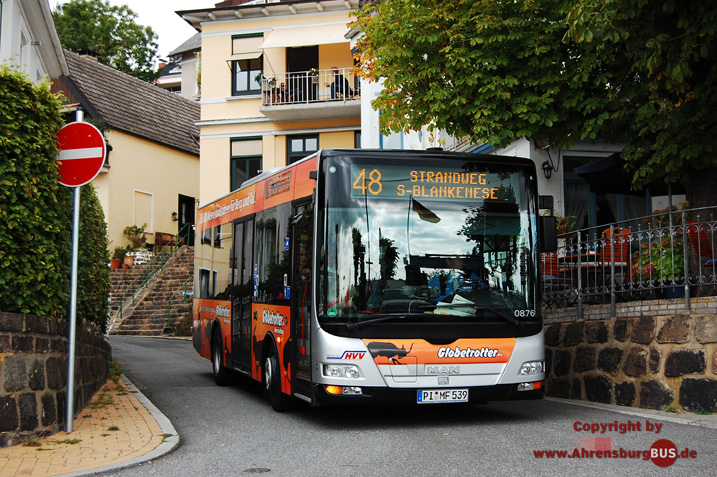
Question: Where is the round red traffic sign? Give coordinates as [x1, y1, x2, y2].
[55, 122, 106, 187]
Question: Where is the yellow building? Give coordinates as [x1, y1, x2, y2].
[177, 0, 361, 205]
[60, 51, 201, 251]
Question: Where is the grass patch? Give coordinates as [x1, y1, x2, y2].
[665, 406, 677, 413]
[695, 409, 713, 415]
[22, 437, 42, 447]
[89, 393, 114, 410]
[108, 360, 123, 383]
[101, 433, 110, 437]
[108, 426, 120, 431]
[161, 433, 174, 443]
[56, 438, 82, 445]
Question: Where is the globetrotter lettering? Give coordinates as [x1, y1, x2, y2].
[216, 305, 230, 318]
[437, 346, 502, 359]
[262, 309, 286, 327]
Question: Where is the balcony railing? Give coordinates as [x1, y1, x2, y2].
[543, 205, 717, 317]
[260, 67, 360, 106]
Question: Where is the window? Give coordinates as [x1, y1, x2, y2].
[232, 58, 262, 96]
[287, 135, 318, 164]
[230, 34, 263, 96]
[199, 268, 210, 299]
[230, 138, 262, 191]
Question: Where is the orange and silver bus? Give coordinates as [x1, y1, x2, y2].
[193, 149, 554, 410]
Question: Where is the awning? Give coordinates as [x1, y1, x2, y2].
[573, 153, 685, 196]
[260, 23, 349, 49]
[227, 51, 263, 62]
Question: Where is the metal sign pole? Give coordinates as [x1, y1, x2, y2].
[65, 109, 83, 433]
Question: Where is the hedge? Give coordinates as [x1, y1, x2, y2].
[0, 64, 110, 333]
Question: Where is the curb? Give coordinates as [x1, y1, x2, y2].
[546, 397, 717, 430]
[60, 375, 180, 476]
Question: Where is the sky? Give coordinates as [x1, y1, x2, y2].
[53, 1, 213, 60]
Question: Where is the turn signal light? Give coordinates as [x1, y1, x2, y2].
[325, 385, 342, 395]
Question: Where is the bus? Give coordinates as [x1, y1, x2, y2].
[193, 149, 555, 411]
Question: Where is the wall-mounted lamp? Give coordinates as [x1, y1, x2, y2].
[542, 161, 553, 180]
[172, 212, 178, 222]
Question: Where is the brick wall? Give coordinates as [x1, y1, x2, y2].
[543, 297, 717, 412]
[0, 313, 111, 447]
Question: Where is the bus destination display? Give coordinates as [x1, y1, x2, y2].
[351, 164, 500, 200]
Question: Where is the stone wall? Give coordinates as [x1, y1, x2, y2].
[0, 312, 111, 447]
[543, 297, 717, 413]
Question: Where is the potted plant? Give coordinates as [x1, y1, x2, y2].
[308, 68, 319, 83]
[632, 203, 688, 297]
[123, 223, 147, 249]
[111, 246, 127, 269]
[255, 73, 276, 87]
[555, 215, 577, 235]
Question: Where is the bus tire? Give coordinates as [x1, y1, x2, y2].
[212, 331, 231, 386]
[263, 345, 293, 412]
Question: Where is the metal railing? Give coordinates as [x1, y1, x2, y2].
[260, 67, 360, 106]
[543, 206, 717, 317]
[112, 224, 190, 323]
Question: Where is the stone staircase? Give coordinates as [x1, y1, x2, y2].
[108, 246, 194, 336]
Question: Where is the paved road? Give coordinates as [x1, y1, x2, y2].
[108, 336, 717, 476]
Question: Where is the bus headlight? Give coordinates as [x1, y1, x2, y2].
[323, 364, 360, 379]
[519, 361, 544, 375]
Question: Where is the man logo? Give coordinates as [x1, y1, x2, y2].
[426, 365, 460, 375]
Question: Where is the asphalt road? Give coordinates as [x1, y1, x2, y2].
[107, 336, 717, 477]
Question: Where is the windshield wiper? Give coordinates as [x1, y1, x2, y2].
[345, 313, 427, 330]
[436, 303, 526, 327]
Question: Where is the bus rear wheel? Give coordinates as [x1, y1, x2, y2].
[263, 346, 292, 412]
[212, 332, 231, 386]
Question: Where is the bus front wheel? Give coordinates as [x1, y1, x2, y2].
[212, 332, 231, 386]
[263, 346, 292, 412]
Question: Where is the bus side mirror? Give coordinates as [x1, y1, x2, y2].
[540, 215, 558, 253]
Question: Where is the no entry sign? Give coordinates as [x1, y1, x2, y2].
[55, 122, 106, 187]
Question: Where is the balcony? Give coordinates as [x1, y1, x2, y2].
[258, 67, 360, 121]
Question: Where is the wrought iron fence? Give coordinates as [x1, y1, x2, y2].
[543, 205, 717, 316]
[260, 67, 359, 106]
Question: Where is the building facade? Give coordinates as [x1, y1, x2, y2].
[0, 0, 67, 83]
[177, 0, 361, 205]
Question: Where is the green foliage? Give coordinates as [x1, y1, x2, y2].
[352, 0, 600, 149]
[53, 0, 159, 82]
[112, 246, 128, 260]
[76, 184, 110, 334]
[632, 204, 689, 281]
[0, 65, 110, 333]
[0, 65, 69, 318]
[123, 223, 147, 249]
[563, 1, 717, 195]
[352, 0, 717, 204]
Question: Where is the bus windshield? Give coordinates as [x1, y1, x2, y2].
[316, 153, 539, 330]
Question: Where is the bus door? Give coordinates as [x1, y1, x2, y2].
[232, 218, 254, 374]
[291, 203, 313, 388]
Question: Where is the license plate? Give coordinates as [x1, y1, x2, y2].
[417, 389, 469, 404]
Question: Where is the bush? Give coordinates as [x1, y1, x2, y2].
[0, 65, 110, 333]
[0, 65, 69, 318]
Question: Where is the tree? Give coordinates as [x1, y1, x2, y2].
[53, 0, 159, 82]
[352, 0, 717, 207]
[563, 0, 717, 208]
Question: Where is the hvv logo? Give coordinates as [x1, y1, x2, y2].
[327, 351, 367, 360]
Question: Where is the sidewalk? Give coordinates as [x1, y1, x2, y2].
[0, 375, 178, 477]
